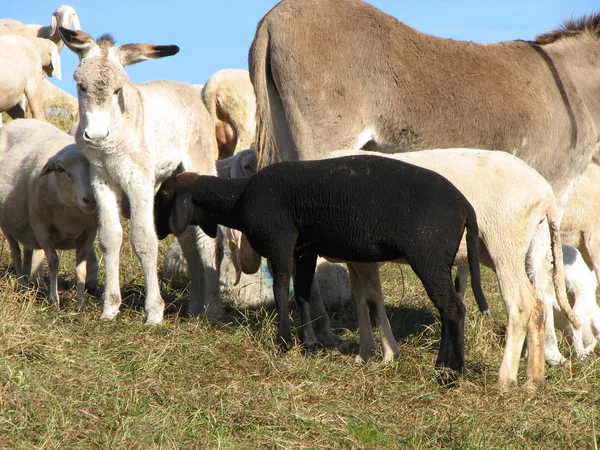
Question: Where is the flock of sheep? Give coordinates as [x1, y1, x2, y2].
[1, 1, 600, 390]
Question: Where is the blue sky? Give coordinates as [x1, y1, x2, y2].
[4, 1, 598, 97]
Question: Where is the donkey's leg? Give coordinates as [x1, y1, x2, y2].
[126, 179, 164, 325]
[92, 169, 124, 321]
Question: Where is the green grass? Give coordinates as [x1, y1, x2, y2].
[1, 115, 599, 448]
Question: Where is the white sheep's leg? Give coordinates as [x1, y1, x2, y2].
[347, 263, 377, 364]
[24, 80, 45, 121]
[565, 303, 587, 359]
[527, 227, 567, 367]
[454, 265, 470, 299]
[126, 181, 164, 325]
[583, 231, 600, 286]
[33, 230, 61, 305]
[31, 250, 46, 288]
[22, 248, 34, 287]
[353, 262, 399, 364]
[493, 259, 534, 388]
[74, 230, 96, 311]
[563, 250, 598, 359]
[92, 173, 124, 320]
[177, 225, 222, 319]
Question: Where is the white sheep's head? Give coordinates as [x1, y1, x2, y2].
[216, 148, 258, 179]
[58, 27, 179, 151]
[53, 6, 81, 32]
[40, 145, 97, 214]
[31, 38, 61, 80]
[49, 6, 81, 52]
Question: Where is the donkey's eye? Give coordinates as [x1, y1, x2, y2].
[56, 166, 65, 173]
[114, 87, 122, 96]
[78, 84, 87, 93]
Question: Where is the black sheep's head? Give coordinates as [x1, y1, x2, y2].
[154, 176, 181, 239]
[154, 173, 218, 240]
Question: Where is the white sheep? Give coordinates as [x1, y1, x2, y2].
[59, 28, 220, 324]
[0, 34, 61, 123]
[17, 79, 78, 124]
[327, 149, 579, 388]
[161, 149, 351, 309]
[201, 69, 256, 159]
[0, 28, 62, 79]
[0, 5, 81, 53]
[0, 119, 98, 309]
[560, 161, 600, 282]
[163, 238, 350, 310]
[556, 245, 600, 359]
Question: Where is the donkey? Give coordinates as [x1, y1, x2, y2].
[249, 0, 600, 388]
[59, 27, 221, 324]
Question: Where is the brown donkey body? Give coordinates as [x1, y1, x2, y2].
[249, 0, 600, 388]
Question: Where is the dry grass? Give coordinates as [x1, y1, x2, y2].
[0, 115, 599, 448]
[0, 237, 599, 449]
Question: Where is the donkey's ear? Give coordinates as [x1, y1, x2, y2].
[58, 27, 96, 60]
[168, 190, 194, 236]
[117, 43, 179, 67]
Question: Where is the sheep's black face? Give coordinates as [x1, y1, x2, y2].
[154, 180, 177, 240]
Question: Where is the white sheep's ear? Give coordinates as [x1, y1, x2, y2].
[39, 161, 56, 177]
[117, 43, 179, 67]
[50, 45, 62, 80]
[72, 13, 81, 31]
[227, 229, 244, 285]
[58, 27, 96, 60]
[50, 12, 59, 35]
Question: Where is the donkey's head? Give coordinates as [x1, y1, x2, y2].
[58, 27, 179, 149]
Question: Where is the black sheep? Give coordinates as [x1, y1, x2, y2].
[154, 155, 486, 376]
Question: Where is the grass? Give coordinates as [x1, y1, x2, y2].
[0, 116, 599, 448]
[1, 236, 600, 449]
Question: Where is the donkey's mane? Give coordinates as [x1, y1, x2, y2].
[96, 33, 115, 48]
[536, 12, 600, 45]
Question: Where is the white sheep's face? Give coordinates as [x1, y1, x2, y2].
[42, 148, 97, 214]
[57, 159, 97, 214]
[59, 28, 179, 151]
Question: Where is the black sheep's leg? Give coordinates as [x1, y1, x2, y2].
[293, 253, 320, 352]
[268, 244, 295, 351]
[410, 257, 466, 384]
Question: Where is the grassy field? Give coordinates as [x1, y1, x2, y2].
[1, 115, 599, 448]
[1, 233, 599, 449]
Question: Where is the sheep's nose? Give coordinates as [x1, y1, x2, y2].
[83, 196, 96, 208]
[82, 128, 109, 143]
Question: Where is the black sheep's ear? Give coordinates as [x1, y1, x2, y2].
[169, 190, 194, 236]
[199, 216, 218, 239]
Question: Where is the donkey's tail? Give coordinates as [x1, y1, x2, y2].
[248, 18, 280, 170]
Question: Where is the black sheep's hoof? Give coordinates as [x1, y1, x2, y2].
[336, 339, 359, 356]
[435, 367, 462, 388]
[277, 337, 294, 353]
[302, 340, 323, 356]
[315, 329, 341, 349]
